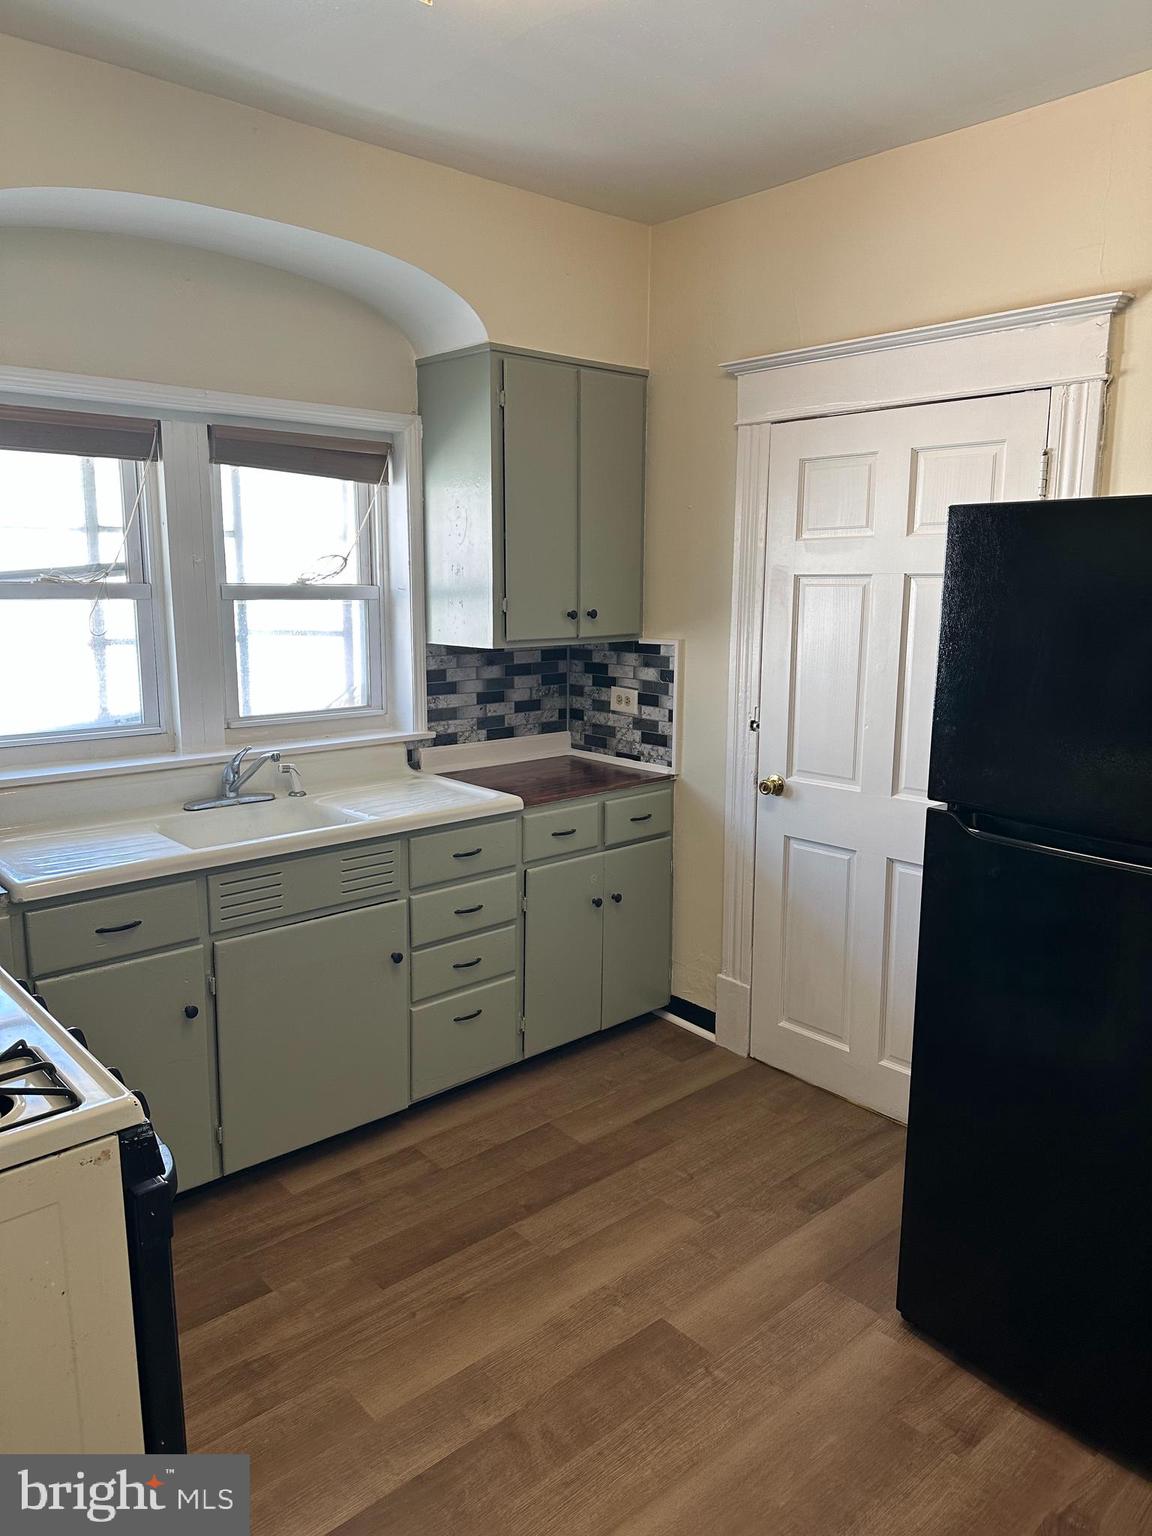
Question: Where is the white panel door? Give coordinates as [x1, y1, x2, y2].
[751, 391, 1051, 1120]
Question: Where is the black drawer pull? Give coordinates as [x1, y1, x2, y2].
[611, 892, 623, 904]
[453, 957, 483, 969]
[630, 813, 653, 823]
[454, 904, 484, 916]
[391, 951, 405, 964]
[453, 1008, 483, 1023]
[184, 1005, 199, 1020]
[591, 897, 604, 908]
[551, 828, 578, 838]
[586, 608, 598, 620]
[565, 609, 578, 621]
[453, 848, 483, 859]
[95, 919, 143, 935]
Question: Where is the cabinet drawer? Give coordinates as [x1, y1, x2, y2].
[410, 871, 519, 947]
[410, 924, 518, 1002]
[603, 786, 673, 847]
[27, 881, 201, 974]
[522, 800, 601, 863]
[409, 819, 519, 889]
[411, 976, 519, 1099]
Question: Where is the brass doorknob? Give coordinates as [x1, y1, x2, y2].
[759, 775, 785, 797]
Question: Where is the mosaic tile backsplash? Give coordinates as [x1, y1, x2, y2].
[568, 642, 675, 767]
[423, 641, 676, 767]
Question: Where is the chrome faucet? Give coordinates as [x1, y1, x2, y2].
[183, 747, 284, 812]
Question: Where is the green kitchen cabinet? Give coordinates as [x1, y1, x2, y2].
[522, 850, 605, 1056]
[577, 366, 647, 640]
[213, 900, 409, 1174]
[36, 947, 217, 1190]
[523, 835, 672, 1057]
[0, 910, 16, 976]
[418, 345, 647, 647]
[602, 838, 673, 1028]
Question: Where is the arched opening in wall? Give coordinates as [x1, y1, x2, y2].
[0, 188, 488, 362]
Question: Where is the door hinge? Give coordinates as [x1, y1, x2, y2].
[207, 974, 217, 997]
[749, 707, 760, 734]
[1038, 447, 1052, 499]
[216, 1125, 224, 1147]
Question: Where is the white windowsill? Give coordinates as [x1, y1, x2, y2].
[0, 728, 435, 791]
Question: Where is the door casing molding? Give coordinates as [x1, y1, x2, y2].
[716, 291, 1133, 1056]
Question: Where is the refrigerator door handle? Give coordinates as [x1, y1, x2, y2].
[946, 811, 1152, 877]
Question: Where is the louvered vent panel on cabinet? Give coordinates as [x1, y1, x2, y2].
[210, 867, 287, 930]
[338, 845, 400, 902]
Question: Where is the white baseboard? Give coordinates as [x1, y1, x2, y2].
[654, 1009, 716, 1042]
[715, 974, 751, 1057]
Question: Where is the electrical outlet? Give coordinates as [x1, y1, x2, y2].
[610, 685, 640, 715]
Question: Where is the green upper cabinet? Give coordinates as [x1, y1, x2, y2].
[578, 367, 646, 640]
[419, 346, 647, 648]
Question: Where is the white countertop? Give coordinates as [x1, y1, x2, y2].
[0, 769, 523, 903]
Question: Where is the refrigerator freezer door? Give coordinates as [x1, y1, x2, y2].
[928, 496, 1152, 844]
[898, 808, 1152, 1469]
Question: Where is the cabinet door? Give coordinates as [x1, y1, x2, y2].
[602, 837, 672, 1028]
[502, 355, 579, 643]
[523, 852, 604, 1056]
[37, 948, 216, 1191]
[578, 368, 645, 639]
[0, 911, 15, 976]
[214, 901, 409, 1174]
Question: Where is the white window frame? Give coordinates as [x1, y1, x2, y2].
[0, 367, 427, 780]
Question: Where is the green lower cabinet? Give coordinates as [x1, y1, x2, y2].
[36, 947, 217, 1190]
[602, 837, 673, 1028]
[523, 850, 605, 1056]
[0, 912, 15, 976]
[214, 900, 409, 1174]
[411, 975, 520, 1099]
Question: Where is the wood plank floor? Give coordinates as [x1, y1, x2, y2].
[173, 1017, 1150, 1535]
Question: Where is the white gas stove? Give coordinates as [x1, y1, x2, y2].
[0, 968, 186, 1455]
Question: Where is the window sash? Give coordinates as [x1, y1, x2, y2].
[0, 456, 165, 749]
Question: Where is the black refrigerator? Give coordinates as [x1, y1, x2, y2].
[897, 495, 1152, 1471]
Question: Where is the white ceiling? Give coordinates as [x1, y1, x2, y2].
[3, 0, 1151, 222]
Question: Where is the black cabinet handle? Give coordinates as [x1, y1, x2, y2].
[184, 1005, 199, 1019]
[611, 892, 623, 903]
[453, 957, 482, 970]
[591, 897, 603, 908]
[95, 919, 142, 935]
[453, 848, 483, 859]
[390, 951, 405, 964]
[454, 904, 484, 916]
[565, 609, 578, 621]
[586, 608, 598, 620]
[551, 828, 578, 838]
[453, 1009, 483, 1023]
[630, 813, 653, 823]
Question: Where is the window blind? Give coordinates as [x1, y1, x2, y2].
[208, 424, 391, 484]
[0, 405, 159, 461]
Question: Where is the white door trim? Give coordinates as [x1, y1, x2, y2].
[715, 291, 1133, 1055]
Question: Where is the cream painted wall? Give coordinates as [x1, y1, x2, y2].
[0, 228, 416, 409]
[647, 71, 1152, 1007]
[0, 34, 650, 368]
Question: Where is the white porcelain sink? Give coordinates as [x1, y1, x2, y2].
[160, 798, 364, 850]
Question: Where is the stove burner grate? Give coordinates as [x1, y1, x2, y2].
[0, 1039, 81, 1130]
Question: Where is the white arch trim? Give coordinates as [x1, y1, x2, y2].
[0, 187, 487, 358]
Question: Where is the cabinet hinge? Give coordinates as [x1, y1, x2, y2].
[518, 1017, 526, 1035]
[501, 596, 508, 614]
[216, 1125, 224, 1146]
[1038, 447, 1052, 499]
[520, 894, 528, 912]
[207, 974, 217, 997]
[498, 387, 507, 410]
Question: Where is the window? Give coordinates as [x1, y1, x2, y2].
[208, 427, 391, 727]
[0, 394, 414, 771]
[0, 407, 162, 747]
